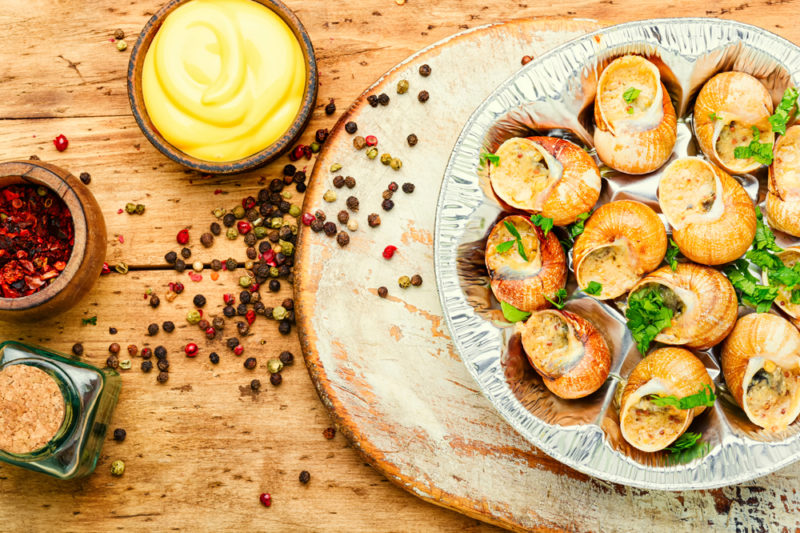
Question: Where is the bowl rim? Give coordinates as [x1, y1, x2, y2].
[0, 161, 88, 311]
[126, 0, 318, 175]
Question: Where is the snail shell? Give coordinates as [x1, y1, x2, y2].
[518, 309, 611, 399]
[767, 247, 800, 326]
[766, 124, 800, 237]
[573, 200, 667, 300]
[485, 215, 567, 312]
[489, 136, 602, 225]
[593, 55, 678, 175]
[657, 157, 756, 265]
[693, 71, 774, 174]
[629, 263, 738, 350]
[721, 313, 800, 431]
[620, 347, 714, 452]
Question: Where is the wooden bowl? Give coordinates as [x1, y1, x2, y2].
[126, 0, 318, 175]
[0, 161, 107, 322]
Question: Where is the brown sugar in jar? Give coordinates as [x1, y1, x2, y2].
[0, 364, 65, 454]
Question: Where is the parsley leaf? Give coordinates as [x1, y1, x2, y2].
[81, 316, 97, 326]
[665, 432, 710, 465]
[666, 239, 680, 271]
[754, 206, 782, 252]
[495, 240, 515, 254]
[502, 220, 528, 262]
[625, 287, 674, 355]
[584, 281, 603, 296]
[650, 385, 716, 410]
[768, 86, 799, 136]
[792, 289, 800, 304]
[708, 112, 720, 121]
[500, 301, 531, 323]
[733, 126, 773, 166]
[545, 288, 568, 309]
[623, 87, 640, 103]
[569, 211, 591, 239]
[530, 214, 554, 236]
[725, 259, 778, 313]
[479, 151, 500, 168]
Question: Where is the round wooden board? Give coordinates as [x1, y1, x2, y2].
[295, 18, 800, 532]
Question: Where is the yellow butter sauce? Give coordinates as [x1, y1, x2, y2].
[142, 0, 305, 162]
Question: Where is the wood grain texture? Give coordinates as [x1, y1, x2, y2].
[1, 0, 800, 531]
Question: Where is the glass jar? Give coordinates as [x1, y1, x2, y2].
[0, 341, 121, 479]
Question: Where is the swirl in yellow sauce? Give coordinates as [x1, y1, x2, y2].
[142, 0, 305, 162]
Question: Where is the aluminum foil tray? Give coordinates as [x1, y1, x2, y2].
[434, 18, 800, 490]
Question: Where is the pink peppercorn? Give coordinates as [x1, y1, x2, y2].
[382, 245, 397, 259]
[301, 213, 315, 226]
[262, 249, 276, 267]
[246, 309, 256, 325]
[177, 228, 190, 245]
[185, 343, 199, 357]
[234, 345, 244, 356]
[365, 135, 378, 147]
[223, 293, 235, 305]
[242, 196, 256, 210]
[53, 134, 69, 152]
[101, 262, 111, 275]
[259, 493, 272, 507]
[237, 220, 252, 234]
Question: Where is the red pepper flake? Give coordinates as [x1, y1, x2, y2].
[117, 209, 124, 214]
[0, 184, 74, 297]
[177, 228, 190, 245]
[118, 235, 124, 244]
[53, 134, 69, 152]
[382, 245, 397, 259]
[259, 493, 272, 507]
[214, 189, 223, 195]
[188, 272, 202, 282]
[365, 135, 378, 147]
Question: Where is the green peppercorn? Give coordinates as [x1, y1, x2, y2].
[115, 262, 129, 275]
[270, 217, 283, 229]
[398, 275, 411, 288]
[110, 460, 125, 476]
[226, 257, 237, 271]
[269, 266, 280, 278]
[397, 79, 409, 94]
[267, 358, 284, 374]
[272, 306, 287, 321]
[226, 228, 238, 240]
[353, 136, 366, 150]
[213, 207, 226, 218]
[119, 359, 132, 370]
[125, 202, 137, 214]
[279, 240, 294, 256]
[135, 204, 146, 215]
[290, 224, 298, 236]
[310, 142, 320, 153]
[380, 153, 392, 165]
[323, 190, 337, 202]
[330, 163, 342, 173]
[366, 147, 379, 160]
[232, 205, 246, 219]
[116, 40, 127, 52]
[390, 158, 402, 170]
[254, 226, 268, 239]
[289, 205, 301, 218]
[239, 276, 252, 288]
[186, 309, 202, 325]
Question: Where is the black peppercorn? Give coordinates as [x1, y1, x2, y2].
[407, 133, 418, 146]
[72, 343, 84, 356]
[212, 317, 225, 331]
[157, 359, 170, 372]
[296, 182, 307, 193]
[235, 322, 248, 337]
[109, 342, 120, 354]
[368, 213, 381, 227]
[223, 306, 236, 318]
[315, 128, 329, 143]
[180, 247, 191, 259]
[367, 94, 379, 107]
[283, 173, 294, 185]
[279, 225, 293, 241]
[333, 175, 345, 188]
[279, 265, 291, 277]
[226, 337, 240, 350]
[269, 178, 284, 193]
[244, 357, 257, 370]
[382, 190, 393, 201]
[402, 182, 415, 193]
[79, 172, 91, 185]
[299, 470, 310, 484]
[278, 320, 291, 335]
[378, 286, 388, 298]
[209, 352, 220, 364]
[274, 253, 286, 266]
[112, 428, 126, 442]
[283, 164, 296, 177]
[154, 346, 167, 360]
[210, 222, 221, 236]
[323, 222, 337, 236]
[381, 199, 395, 211]
[246, 247, 257, 260]
[411, 274, 423, 286]
[418, 90, 430, 103]
[325, 99, 336, 115]
[282, 298, 294, 310]
[279, 200, 291, 213]
[315, 210, 327, 222]
[268, 279, 281, 292]
[165, 251, 177, 264]
[149, 294, 160, 308]
[197, 319, 210, 331]
[141, 360, 153, 372]
[378, 92, 390, 106]
[157, 371, 169, 384]
[163, 321, 175, 333]
[286, 310, 295, 323]
[279, 351, 294, 365]
[270, 372, 282, 386]
[238, 290, 251, 305]
[337, 210, 349, 224]
[141, 348, 152, 360]
[250, 379, 262, 391]
[223, 213, 236, 227]
[344, 176, 356, 188]
[200, 232, 214, 247]
[419, 63, 431, 76]
[310, 219, 324, 232]
[294, 171, 307, 184]
[336, 232, 350, 247]
[344, 121, 358, 134]
[346, 196, 359, 211]
[193, 294, 206, 307]
[226, 258, 238, 271]
[106, 355, 119, 369]
[147, 323, 159, 336]
[237, 303, 248, 316]
[174, 259, 186, 272]
[266, 230, 279, 243]
[244, 233, 257, 247]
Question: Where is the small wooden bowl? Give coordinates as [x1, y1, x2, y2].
[0, 161, 107, 322]
[126, 0, 318, 175]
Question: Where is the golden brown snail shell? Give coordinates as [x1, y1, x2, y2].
[766, 124, 800, 237]
[721, 313, 800, 431]
[629, 263, 738, 351]
[573, 200, 667, 299]
[620, 347, 714, 452]
[657, 157, 756, 265]
[518, 309, 611, 399]
[489, 136, 602, 225]
[593, 55, 678, 175]
[693, 71, 774, 175]
[485, 215, 567, 312]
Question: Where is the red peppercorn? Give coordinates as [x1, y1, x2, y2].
[242, 196, 256, 210]
[259, 493, 272, 507]
[301, 213, 315, 226]
[289, 145, 305, 161]
[205, 327, 216, 339]
[382, 245, 397, 259]
[53, 134, 69, 152]
[246, 309, 256, 325]
[237, 220, 252, 234]
[184, 343, 199, 357]
[302, 145, 313, 159]
[365, 135, 378, 147]
[177, 228, 190, 245]
[262, 249, 277, 267]
[234, 345, 244, 356]
[173, 282, 185, 294]
[101, 262, 111, 275]
[223, 293, 235, 305]
[250, 283, 260, 292]
[388, 182, 399, 192]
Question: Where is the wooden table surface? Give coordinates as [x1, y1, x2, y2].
[2, 1, 800, 531]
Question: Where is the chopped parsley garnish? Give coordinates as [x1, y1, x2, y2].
[768, 86, 799, 136]
[650, 384, 716, 410]
[733, 126, 773, 166]
[666, 238, 680, 271]
[500, 220, 528, 262]
[495, 240, 515, 254]
[753, 206, 782, 253]
[665, 432, 710, 465]
[545, 288, 568, 310]
[725, 259, 778, 313]
[530, 214, 554, 236]
[584, 281, 603, 296]
[625, 287, 674, 355]
[708, 112, 720, 121]
[623, 87, 641, 103]
[500, 301, 531, 323]
[479, 151, 500, 168]
[81, 316, 97, 326]
[569, 211, 591, 239]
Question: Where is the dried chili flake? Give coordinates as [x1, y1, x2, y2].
[0, 185, 74, 297]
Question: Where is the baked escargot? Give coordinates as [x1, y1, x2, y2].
[766, 124, 800, 237]
[620, 347, 714, 452]
[485, 215, 567, 312]
[693, 71, 774, 175]
[518, 309, 611, 399]
[573, 200, 667, 300]
[489, 136, 602, 225]
[657, 157, 756, 265]
[768, 247, 800, 325]
[593, 55, 678, 175]
[722, 313, 800, 431]
[628, 263, 738, 351]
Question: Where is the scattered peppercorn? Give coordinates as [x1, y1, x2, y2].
[150, 294, 160, 308]
[108, 343, 120, 354]
[381, 199, 395, 211]
[110, 460, 125, 476]
[141, 348, 152, 360]
[336, 232, 350, 247]
[337, 210, 349, 224]
[333, 176, 345, 188]
[347, 219, 358, 232]
[53, 134, 69, 152]
[378, 93, 390, 106]
[378, 286, 388, 298]
[382, 190, 394, 201]
[323, 222, 337, 236]
[315, 128, 329, 143]
[193, 294, 206, 308]
[226, 258, 238, 271]
[390, 158, 402, 170]
[368, 213, 381, 227]
[346, 196, 359, 211]
[209, 352, 220, 364]
[325, 99, 336, 115]
[283, 164, 296, 177]
[184, 343, 199, 357]
[158, 359, 170, 372]
[353, 136, 366, 150]
[344, 176, 356, 188]
[250, 379, 261, 391]
[380, 153, 392, 165]
[72, 343, 84, 356]
[260, 493, 272, 507]
[299, 470, 310, 484]
[270, 373, 282, 386]
[310, 219, 324, 233]
[279, 351, 294, 365]
[147, 323, 159, 336]
[411, 274, 423, 286]
[227, 337, 240, 350]
[79, 172, 91, 185]
[407, 133, 418, 146]
[200, 232, 214, 248]
[323, 190, 337, 203]
[113, 428, 126, 442]
[244, 357, 257, 370]
[223, 213, 236, 227]
[162, 321, 175, 333]
[116, 40, 127, 52]
[323, 427, 336, 440]
[141, 360, 153, 372]
[521, 55, 533, 65]
[402, 182, 415, 193]
[366, 147, 379, 159]
[157, 371, 169, 383]
[234, 344, 245, 356]
[210, 223, 221, 237]
[419, 63, 431, 76]
[418, 90, 430, 103]
[344, 121, 358, 134]
[398, 275, 411, 288]
[106, 355, 119, 369]
[154, 346, 167, 359]
[278, 320, 291, 335]
[268, 279, 281, 292]
[397, 79, 409, 94]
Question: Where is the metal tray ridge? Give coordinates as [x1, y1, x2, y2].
[434, 18, 800, 490]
